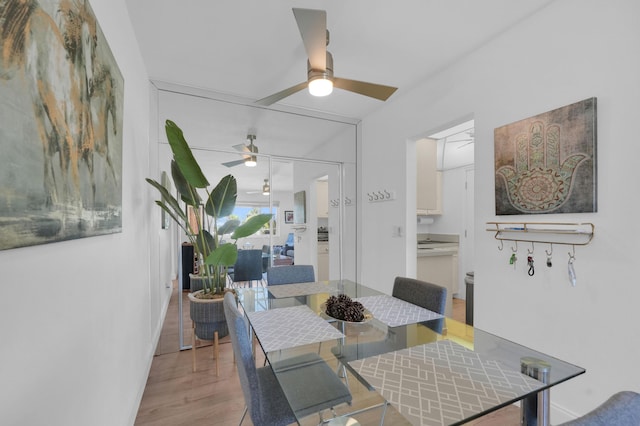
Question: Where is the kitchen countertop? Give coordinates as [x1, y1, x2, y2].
[417, 233, 459, 257]
[417, 245, 458, 257]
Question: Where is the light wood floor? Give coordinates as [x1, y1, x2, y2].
[135, 287, 520, 425]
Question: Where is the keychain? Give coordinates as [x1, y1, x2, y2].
[568, 247, 577, 286]
[546, 244, 553, 267]
[527, 256, 535, 276]
[509, 253, 517, 269]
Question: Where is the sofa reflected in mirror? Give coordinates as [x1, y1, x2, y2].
[264, 235, 295, 268]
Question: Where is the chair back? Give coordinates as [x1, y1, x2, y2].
[393, 277, 447, 333]
[392, 277, 447, 314]
[560, 391, 640, 425]
[232, 249, 263, 282]
[268, 265, 315, 286]
[223, 292, 263, 423]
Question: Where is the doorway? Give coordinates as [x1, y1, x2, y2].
[420, 119, 475, 298]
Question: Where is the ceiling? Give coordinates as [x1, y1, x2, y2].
[125, 1, 552, 192]
[126, 0, 552, 120]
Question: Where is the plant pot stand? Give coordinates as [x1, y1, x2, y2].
[188, 290, 229, 375]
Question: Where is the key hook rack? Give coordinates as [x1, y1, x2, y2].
[486, 221, 595, 248]
[488, 221, 593, 285]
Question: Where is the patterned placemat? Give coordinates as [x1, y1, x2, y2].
[267, 282, 338, 298]
[349, 340, 544, 426]
[247, 305, 345, 352]
[354, 295, 443, 327]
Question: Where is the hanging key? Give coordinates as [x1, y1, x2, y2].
[527, 256, 535, 276]
[510, 253, 517, 269]
[568, 250, 577, 286]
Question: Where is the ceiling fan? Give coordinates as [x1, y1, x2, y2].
[255, 8, 398, 106]
[222, 134, 258, 168]
[446, 129, 475, 149]
[246, 179, 270, 196]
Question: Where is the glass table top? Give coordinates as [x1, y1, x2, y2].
[237, 280, 585, 425]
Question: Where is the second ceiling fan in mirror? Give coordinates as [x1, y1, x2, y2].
[222, 134, 259, 168]
[255, 8, 398, 106]
[246, 178, 270, 196]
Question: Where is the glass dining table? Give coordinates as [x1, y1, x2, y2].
[236, 280, 585, 426]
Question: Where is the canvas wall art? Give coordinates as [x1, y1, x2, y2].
[284, 210, 294, 224]
[0, 0, 124, 250]
[494, 97, 597, 215]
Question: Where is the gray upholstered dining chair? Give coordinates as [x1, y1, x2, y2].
[261, 244, 270, 273]
[267, 264, 315, 285]
[559, 391, 640, 425]
[392, 276, 447, 314]
[392, 276, 447, 332]
[223, 292, 352, 425]
[230, 249, 264, 288]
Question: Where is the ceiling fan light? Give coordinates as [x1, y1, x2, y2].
[245, 155, 257, 167]
[308, 77, 333, 97]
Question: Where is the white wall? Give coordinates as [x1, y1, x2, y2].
[361, 0, 640, 421]
[0, 1, 161, 425]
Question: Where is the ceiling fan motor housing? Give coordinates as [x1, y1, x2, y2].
[308, 51, 334, 83]
[254, 10, 397, 105]
[246, 134, 258, 153]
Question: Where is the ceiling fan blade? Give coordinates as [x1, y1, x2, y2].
[333, 77, 398, 101]
[232, 143, 249, 152]
[255, 81, 308, 106]
[456, 141, 474, 149]
[222, 159, 246, 168]
[292, 8, 327, 70]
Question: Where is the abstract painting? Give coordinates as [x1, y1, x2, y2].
[494, 98, 597, 215]
[0, 0, 124, 250]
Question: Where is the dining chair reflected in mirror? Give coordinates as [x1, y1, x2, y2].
[267, 265, 315, 286]
[392, 276, 447, 333]
[231, 249, 264, 288]
[223, 292, 352, 425]
[261, 245, 270, 273]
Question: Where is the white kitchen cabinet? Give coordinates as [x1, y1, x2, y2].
[417, 138, 442, 215]
[317, 241, 329, 281]
[316, 180, 329, 218]
[416, 253, 458, 317]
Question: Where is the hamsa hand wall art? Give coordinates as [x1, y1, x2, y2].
[494, 98, 597, 215]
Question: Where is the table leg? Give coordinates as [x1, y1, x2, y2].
[520, 357, 551, 426]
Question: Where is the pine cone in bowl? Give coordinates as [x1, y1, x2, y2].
[324, 295, 366, 322]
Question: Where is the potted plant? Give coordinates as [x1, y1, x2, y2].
[146, 120, 272, 361]
[147, 119, 272, 296]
